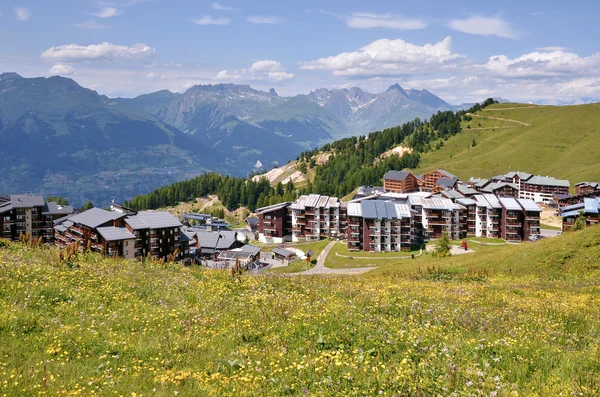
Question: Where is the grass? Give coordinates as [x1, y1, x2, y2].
[325, 242, 423, 269]
[541, 223, 563, 231]
[1, 226, 600, 395]
[266, 260, 314, 274]
[416, 102, 600, 183]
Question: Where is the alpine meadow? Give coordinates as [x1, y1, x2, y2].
[2, 1, 600, 396]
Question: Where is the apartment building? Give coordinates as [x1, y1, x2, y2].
[496, 171, 570, 203]
[256, 202, 291, 243]
[517, 198, 542, 240]
[560, 198, 600, 231]
[290, 194, 346, 242]
[481, 182, 519, 197]
[575, 182, 600, 195]
[472, 195, 502, 239]
[383, 171, 419, 193]
[346, 200, 412, 252]
[0, 195, 74, 243]
[54, 207, 187, 261]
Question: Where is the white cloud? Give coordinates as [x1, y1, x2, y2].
[192, 15, 231, 25]
[212, 2, 238, 11]
[41, 42, 155, 62]
[447, 16, 517, 39]
[48, 64, 74, 76]
[91, 7, 120, 18]
[14, 7, 31, 21]
[216, 60, 294, 82]
[74, 20, 112, 29]
[346, 12, 427, 30]
[247, 15, 287, 24]
[298, 36, 466, 77]
[483, 49, 600, 77]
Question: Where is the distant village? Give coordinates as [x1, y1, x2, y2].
[1, 168, 599, 266]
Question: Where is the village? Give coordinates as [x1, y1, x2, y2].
[1, 168, 599, 272]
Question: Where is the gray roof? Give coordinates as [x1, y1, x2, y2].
[273, 247, 295, 258]
[43, 201, 74, 216]
[475, 179, 490, 188]
[291, 194, 340, 210]
[498, 197, 522, 211]
[456, 198, 477, 206]
[0, 202, 13, 214]
[125, 211, 182, 230]
[9, 195, 45, 208]
[96, 226, 136, 242]
[239, 244, 261, 256]
[575, 181, 600, 188]
[66, 208, 125, 229]
[256, 202, 291, 214]
[195, 230, 238, 250]
[383, 170, 411, 181]
[456, 185, 478, 196]
[361, 200, 411, 219]
[525, 175, 570, 188]
[505, 171, 533, 180]
[440, 190, 464, 200]
[482, 182, 519, 193]
[436, 169, 458, 179]
[435, 177, 458, 189]
[517, 198, 541, 212]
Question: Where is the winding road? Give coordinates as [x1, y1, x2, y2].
[297, 241, 375, 276]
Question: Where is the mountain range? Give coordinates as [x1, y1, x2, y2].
[0, 72, 468, 206]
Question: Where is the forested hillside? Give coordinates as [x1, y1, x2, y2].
[124, 99, 496, 211]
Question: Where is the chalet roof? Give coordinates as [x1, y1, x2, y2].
[456, 184, 478, 196]
[66, 208, 125, 229]
[434, 177, 458, 189]
[347, 202, 362, 217]
[473, 195, 491, 209]
[498, 197, 521, 211]
[584, 198, 600, 214]
[475, 179, 490, 188]
[96, 226, 136, 242]
[0, 202, 13, 215]
[483, 194, 502, 209]
[291, 194, 339, 210]
[456, 198, 477, 206]
[42, 201, 74, 216]
[9, 195, 45, 208]
[195, 230, 238, 250]
[505, 171, 533, 180]
[361, 200, 411, 220]
[517, 198, 542, 212]
[575, 181, 600, 188]
[125, 211, 181, 230]
[255, 202, 291, 214]
[246, 217, 259, 225]
[482, 182, 519, 193]
[526, 175, 570, 188]
[425, 169, 457, 179]
[273, 247, 295, 258]
[383, 170, 411, 181]
[422, 197, 455, 211]
[440, 190, 464, 200]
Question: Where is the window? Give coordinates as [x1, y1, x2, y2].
[162, 230, 165, 236]
[125, 250, 128, 256]
[125, 241, 128, 246]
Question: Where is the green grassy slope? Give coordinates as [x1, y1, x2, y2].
[1, 227, 600, 395]
[416, 103, 600, 182]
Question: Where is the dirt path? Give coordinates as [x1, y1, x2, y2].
[468, 113, 530, 126]
[482, 106, 545, 111]
[297, 241, 375, 275]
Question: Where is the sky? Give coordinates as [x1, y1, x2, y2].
[2, 0, 600, 104]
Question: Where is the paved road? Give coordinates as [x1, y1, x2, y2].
[297, 241, 375, 276]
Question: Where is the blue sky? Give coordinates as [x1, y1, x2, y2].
[2, 0, 600, 103]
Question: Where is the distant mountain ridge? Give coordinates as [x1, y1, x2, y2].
[0, 72, 471, 206]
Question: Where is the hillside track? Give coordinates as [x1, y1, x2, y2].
[468, 113, 530, 126]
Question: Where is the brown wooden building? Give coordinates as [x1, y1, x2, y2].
[422, 169, 458, 191]
[256, 202, 291, 243]
[383, 171, 419, 193]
